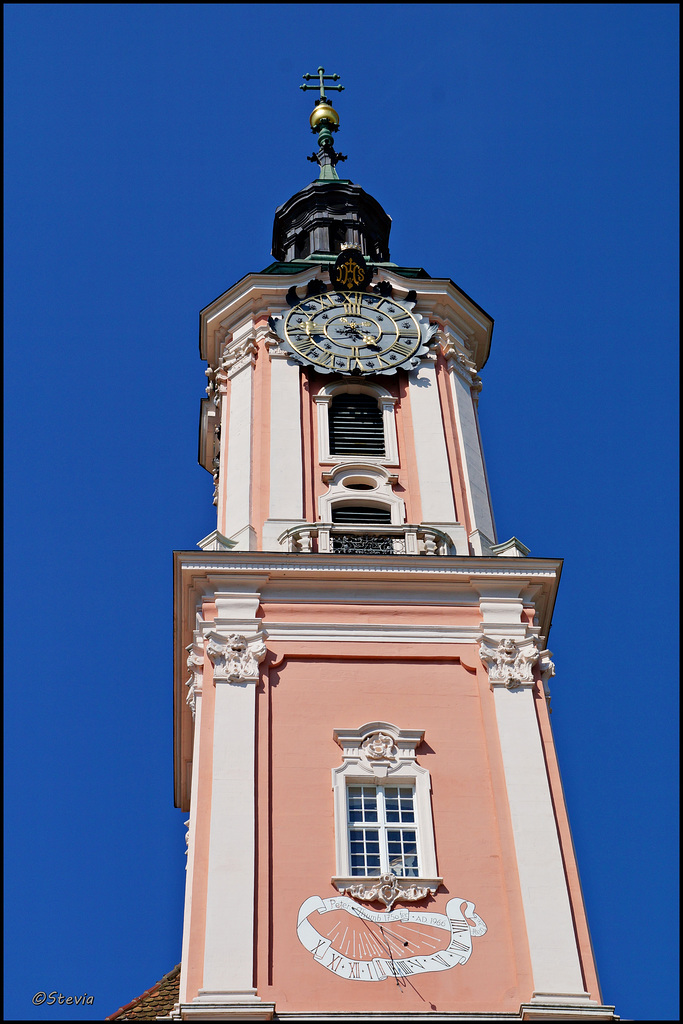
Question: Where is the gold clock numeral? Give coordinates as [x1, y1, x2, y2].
[391, 338, 419, 358]
[296, 336, 318, 356]
[315, 349, 336, 368]
[343, 294, 363, 316]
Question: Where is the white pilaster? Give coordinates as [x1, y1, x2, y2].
[447, 355, 496, 549]
[223, 326, 256, 549]
[194, 578, 267, 1011]
[179, 631, 205, 1005]
[476, 589, 590, 1004]
[492, 683, 588, 998]
[263, 352, 305, 550]
[408, 359, 457, 523]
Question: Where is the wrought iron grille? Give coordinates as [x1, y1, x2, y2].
[332, 533, 395, 555]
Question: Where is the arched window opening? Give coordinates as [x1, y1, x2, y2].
[329, 394, 385, 457]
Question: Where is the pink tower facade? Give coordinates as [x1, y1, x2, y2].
[171, 81, 618, 1022]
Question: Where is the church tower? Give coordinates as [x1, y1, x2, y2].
[171, 70, 618, 1021]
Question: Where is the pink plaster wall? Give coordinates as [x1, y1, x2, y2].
[253, 643, 534, 1014]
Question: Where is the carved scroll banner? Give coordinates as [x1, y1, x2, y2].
[297, 894, 486, 982]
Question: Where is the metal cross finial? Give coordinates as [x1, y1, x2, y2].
[300, 66, 344, 102]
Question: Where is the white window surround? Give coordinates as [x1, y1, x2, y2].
[346, 783, 420, 877]
[331, 721, 441, 894]
[318, 463, 405, 525]
[314, 380, 399, 465]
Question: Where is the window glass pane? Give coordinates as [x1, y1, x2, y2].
[386, 829, 419, 876]
[349, 828, 381, 875]
[346, 783, 420, 878]
[347, 785, 378, 823]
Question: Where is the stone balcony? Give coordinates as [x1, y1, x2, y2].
[277, 523, 455, 556]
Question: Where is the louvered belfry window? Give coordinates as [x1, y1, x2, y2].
[331, 505, 392, 525]
[329, 393, 385, 457]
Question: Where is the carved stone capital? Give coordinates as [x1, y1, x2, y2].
[221, 337, 258, 378]
[206, 632, 267, 684]
[441, 333, 482, 392]
[479, 635, 542, 689]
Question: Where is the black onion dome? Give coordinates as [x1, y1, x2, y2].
[271, 180, 391, 263]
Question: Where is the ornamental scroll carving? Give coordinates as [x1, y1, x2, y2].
[341, 874, 433, 911]
[479, 635, 545, 689]
[206, 632, 267, 684]
[221, 336, 258, 378]
[185, 634, 204, 719]
[440, 335, 483, 394]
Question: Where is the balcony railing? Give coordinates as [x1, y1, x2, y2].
[278, 523, 453, 556]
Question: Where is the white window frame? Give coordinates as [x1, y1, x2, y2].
[318, 462, 405, 525]
[346, 782, 421, 877]
[314, 381, 399, 466]
[331, 721, 441, 894]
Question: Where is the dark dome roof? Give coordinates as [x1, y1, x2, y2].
[272, 180, 391, 263]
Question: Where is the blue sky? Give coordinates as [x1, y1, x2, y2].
[4, 4, 678, 1020]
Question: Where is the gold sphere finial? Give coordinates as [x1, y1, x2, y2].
[309, 102, 340, 130]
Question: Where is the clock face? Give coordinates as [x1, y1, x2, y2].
[272, 291, 436, 375]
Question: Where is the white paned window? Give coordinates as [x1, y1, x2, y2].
[331, 722, 441, 895]
[347, 785, 419, 877]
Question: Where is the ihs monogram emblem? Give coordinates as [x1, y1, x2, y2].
[331, 246, 372, 292]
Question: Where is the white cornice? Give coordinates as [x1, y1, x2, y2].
[175, 551, 560, 579]
[262, 622, 486, 644]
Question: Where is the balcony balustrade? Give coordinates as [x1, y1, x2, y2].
[278, 523, 453, 556]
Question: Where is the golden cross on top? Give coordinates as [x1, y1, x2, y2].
[300, 66, 344, 102]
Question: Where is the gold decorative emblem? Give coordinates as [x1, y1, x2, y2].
[331, 247, 372, 293]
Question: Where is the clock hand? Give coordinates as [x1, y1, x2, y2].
[340, 316, 373, 329]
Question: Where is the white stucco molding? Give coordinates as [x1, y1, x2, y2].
[318, 462, 404, 525]
[478, 635, 552, 691]
[472, 578, 528, 636]
[469, 529, 496, 557]
[221, 335, 258, 379]
[314, 379, 399, 465]
[197, 530, 236, 552]
[206, 631, 267, 684]
[331, 721, 440, 891]
[185, 631, 205, 719]
[490, 536, 530, 558]
[179, 994, 275, 1019]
